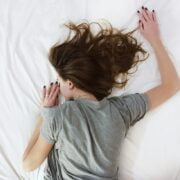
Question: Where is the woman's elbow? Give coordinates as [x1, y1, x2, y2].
[171, 80, 180, 94]
[164, 79, 180, 94]
[22, 160, 38, 172]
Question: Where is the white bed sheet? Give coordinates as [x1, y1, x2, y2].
[0, 0, 179, 179]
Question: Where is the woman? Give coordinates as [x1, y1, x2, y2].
[22, 6, 179, 180]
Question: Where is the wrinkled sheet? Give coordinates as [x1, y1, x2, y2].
[0, 0, 179, 179]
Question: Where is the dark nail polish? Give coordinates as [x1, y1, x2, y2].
[139, 20, 141, 23]
[55, 81, 58, 84]
[145, 8, 148, 10]
[152, 9, 155, 12]
[137, 10, 140, 13]
[58, 84, 60, 87]
[43, 85, 46, 88]
[50, 82, 53, 85]
[142, 6, 144, 9]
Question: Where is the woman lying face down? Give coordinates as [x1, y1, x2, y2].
[22, 6, 180, 179]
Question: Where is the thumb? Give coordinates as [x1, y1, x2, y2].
[138, 20, 144, 34]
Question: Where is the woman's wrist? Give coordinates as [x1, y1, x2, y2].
[150, 38, 163, 50]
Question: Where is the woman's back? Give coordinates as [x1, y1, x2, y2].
[22, 8, 179, 177]
[40, 93, 149, 180]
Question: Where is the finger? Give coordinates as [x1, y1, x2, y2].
[49, 81, 58, 98]
[55, 93, 59, 105]
[144, 7, 153, 21]
[46, 82, 53, 97]
[55, 94, 58, 105]
[138, 20, 141, 29]
[42, 85, 46, 99]
[137, 10, 146, 24]
[152, 10, 157, 22]
[139, 20, 144, 31]
[54, 86, 60, 106]
[140, 6, 148, 22]
[52, 86, 60, 100]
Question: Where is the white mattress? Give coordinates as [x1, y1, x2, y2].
[0, 0, 179, 179]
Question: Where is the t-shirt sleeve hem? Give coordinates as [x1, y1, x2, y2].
[137, 93, 150, 112]
[41, 106, 59, 117]
[40, 127, 56, 144]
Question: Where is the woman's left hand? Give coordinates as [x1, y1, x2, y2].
[137, 6, 161, 46]
[41, 81, 61, 108]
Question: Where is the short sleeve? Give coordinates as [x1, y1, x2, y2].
[109, 93, 150, 130]
[40, 105, 62, 144]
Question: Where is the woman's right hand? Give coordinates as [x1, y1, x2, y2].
[41, 81, 60, 108]
[137, 6, 161, 46]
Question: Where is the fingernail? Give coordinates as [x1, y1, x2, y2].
[139, 20, 141, 23]
[43, 85, 46, 88]
[50, 82, 53, 85]
[137, 10, 140, 13]
[58, 84, 60, 87]
[145, 7, 148, 10]
[142, 6, 144, 9]
[55, 81, 58, 84]
[152, 9, 155, 12]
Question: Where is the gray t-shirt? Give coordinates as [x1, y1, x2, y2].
[40, 93, 150, 180]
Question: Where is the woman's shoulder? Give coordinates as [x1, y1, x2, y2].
[60, 99, 80, 111]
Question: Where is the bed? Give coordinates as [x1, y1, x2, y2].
[0, 0, 179, 179]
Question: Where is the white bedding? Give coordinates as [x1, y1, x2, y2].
[0, 0, 179, 179]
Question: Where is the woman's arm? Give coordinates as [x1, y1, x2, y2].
[22, 115, 43, 161]
[22, 81, 60, 161]
[137, 7, 180, 111]
[22, 82, 60, 171]
[151, 39, 179, 87]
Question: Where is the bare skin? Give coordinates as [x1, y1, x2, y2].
[137, 6, 179, 111]
[22, 6, 179, 172]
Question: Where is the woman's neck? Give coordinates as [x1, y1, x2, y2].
[73, 90, 97, 101]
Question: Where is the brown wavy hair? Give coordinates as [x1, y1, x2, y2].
[48, 19, 149, 101]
